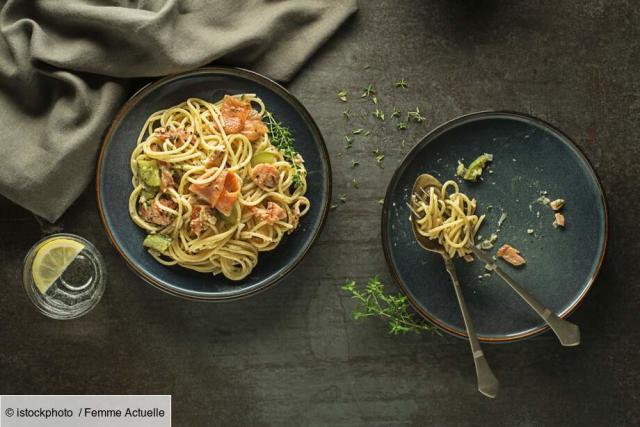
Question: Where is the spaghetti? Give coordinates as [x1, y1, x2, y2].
[411, 180, 484, 258]
[128, 94, 310, 281]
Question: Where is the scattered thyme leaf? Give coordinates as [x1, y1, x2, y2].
[361, 83, 376, 98]
[339, 193, 347, 203]
[391, 107, 401, 118]
[373, 109, 385, 121]
[330, 203, 338, 210]
[401, 139, 406, 148]
[344, 135, 353, 149]
[372, 95, 378, 105]
[397, 121, 407, 130]
[364, 64, 371, 70]
[373, 148, 385, 166]
[341, 277, 437, 335]
[378, 199, 384, 205]
[395, 78, 408, 89]
[364, 130, 371, 136]
[352, 178, 359, 189]
[352, 128, 364, 135]
[351, 160, 360, 168]
[407, 107, 426, 123]
[337, 90, 348, 102]
[343, 109, 352, 120]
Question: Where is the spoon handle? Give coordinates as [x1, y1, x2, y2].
[469, 246, 580, 347]
[443, 256, 499, 398]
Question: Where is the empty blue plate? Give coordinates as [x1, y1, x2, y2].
[97, 68, 331, 301]
[382, 112, 607, 342]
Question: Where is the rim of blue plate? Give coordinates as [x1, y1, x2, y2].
[96, 67, 332, 301]
[381, 110, 609, 342]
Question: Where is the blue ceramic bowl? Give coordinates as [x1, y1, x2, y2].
[97, 68, 331, 301]
[382, 112, 607, 342]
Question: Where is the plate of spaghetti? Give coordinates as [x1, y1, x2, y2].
[382, 112, 607, 342]
[97, 68, 330, 300]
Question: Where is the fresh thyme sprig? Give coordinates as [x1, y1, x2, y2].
[342, 277, 437, 335]
[264, 111, 303, 188]
[338, 90, 348, 102]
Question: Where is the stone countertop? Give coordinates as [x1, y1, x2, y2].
[1, 1, 639, 425]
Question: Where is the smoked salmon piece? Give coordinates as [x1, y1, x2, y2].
[159, 162, 175, 192]
[251, 164, 279, 189]
[496, 244, 526, 266]
[220, 95, 267, 142]
[190, 205, 212, 237]
[215, 172, 241, 216]
[190, 171, 227, 207]
[189, 170, 240, 216]
[253, 202, 286, 224]
[139, 197, 177, 226]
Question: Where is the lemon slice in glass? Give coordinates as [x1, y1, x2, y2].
[31, 238, 85, 294]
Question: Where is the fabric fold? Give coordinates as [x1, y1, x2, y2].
[0, 0, 357, 221]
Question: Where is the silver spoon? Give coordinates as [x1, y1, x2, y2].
[467, 246, 580, 346]
[411, 174, 580, 346]
[410, 174, 499, 399]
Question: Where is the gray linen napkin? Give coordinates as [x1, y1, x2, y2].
[0, 0, 357, 222]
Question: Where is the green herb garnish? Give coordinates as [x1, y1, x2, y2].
[343, 109, 352, 120]
[395, 78, 408, 89]
[372, 95, 378, 105]
[352, 128, 364, 135]
[338, 90, 348, 102]
[342, 277, 436, 334]
[373, 109, 385, 121]
[264, 111, 303, 188]
[344, 135, 353, 149]
[361, 83, 376, 98]
[407, 107, 425, 123]
[352, 178, 360, 189]
[373, 148, 385, 167]
[391, 107, 401, 118]
[330, 203, 338, 210]
[339, 193, 347, 203]
[351, 160, 360, 168]
[397, 121, 407, 130]
[457, 153, 493, 181]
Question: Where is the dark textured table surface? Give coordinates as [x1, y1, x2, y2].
[1, 1, 639, 425]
